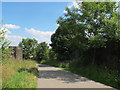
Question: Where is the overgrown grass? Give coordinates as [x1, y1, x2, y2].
[41, 59, 120, 89]
[68, 65, 119, 89]
[2, 58, 38, 88]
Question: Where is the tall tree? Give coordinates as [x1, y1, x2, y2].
[36, 42, 49, 62]
[19, 38, 38, 59]
[50, 2, 119, 63]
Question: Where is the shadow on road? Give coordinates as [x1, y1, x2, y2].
[38, 64, 89, 83]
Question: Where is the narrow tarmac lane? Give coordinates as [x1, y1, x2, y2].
[37, 64, 115, 88]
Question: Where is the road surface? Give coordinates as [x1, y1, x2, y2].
[37, 64, 115, 89]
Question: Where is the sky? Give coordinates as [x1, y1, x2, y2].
[2, 1, 75, 46]
[2, 1, 119, 46]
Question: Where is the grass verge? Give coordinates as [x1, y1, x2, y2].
[66, 65, 119, 89]
[2, 58, 38, 88]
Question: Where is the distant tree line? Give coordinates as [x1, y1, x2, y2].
[18, 38, 49, 62]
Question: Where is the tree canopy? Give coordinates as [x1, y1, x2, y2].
[19, 38, 38, 59]
[50, 2, 119, 66]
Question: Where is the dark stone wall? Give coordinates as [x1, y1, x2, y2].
[16, 47, 23, 60]
[9, 46, 23, 60]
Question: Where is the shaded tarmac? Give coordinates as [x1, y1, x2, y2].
[37, 64, 114, 88]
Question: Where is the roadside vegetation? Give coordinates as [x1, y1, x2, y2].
[0, 25, 38, 88]
[2, 58, 38, 88]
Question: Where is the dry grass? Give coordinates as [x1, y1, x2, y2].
[2, 58, 38, 88]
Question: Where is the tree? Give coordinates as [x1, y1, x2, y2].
[79, 2, 118, 64]
[50, 1, 119, 64]
[48, 48, 57, 61]
[0, 25, 11, 59]
[50, 6, 89, 61]
[36, 42, 49, 62]
[19, 38, 38, 59]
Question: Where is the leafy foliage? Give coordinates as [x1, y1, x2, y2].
[50, 2, 119, 65]
[19, 38, 38, 59]
[36, 42, 49, 62]
[19, 39, 50, 62]
[2, 58, 38, 88]
[0, 25, 11, 59]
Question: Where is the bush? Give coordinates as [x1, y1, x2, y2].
[40, 60, 46, 64]
[0, 25, 11, 59]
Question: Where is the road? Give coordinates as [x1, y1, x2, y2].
[37, 64, 115, 88]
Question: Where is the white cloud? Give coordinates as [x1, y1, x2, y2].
[0, 26, 22, 46]
[55, 24, 60, 27]
[6, 35, 23, 46]
[25, 28, 55, 44]
[67, 1, 81, 9]
[63, 10, 67, 13]
[0, 27, 12, 34]
[0, 24, 21, 40]
[63, 1, 81, 15]
[3, 24, 21, 29]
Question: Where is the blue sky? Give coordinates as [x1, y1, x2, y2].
[2, 2, 74, 46]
